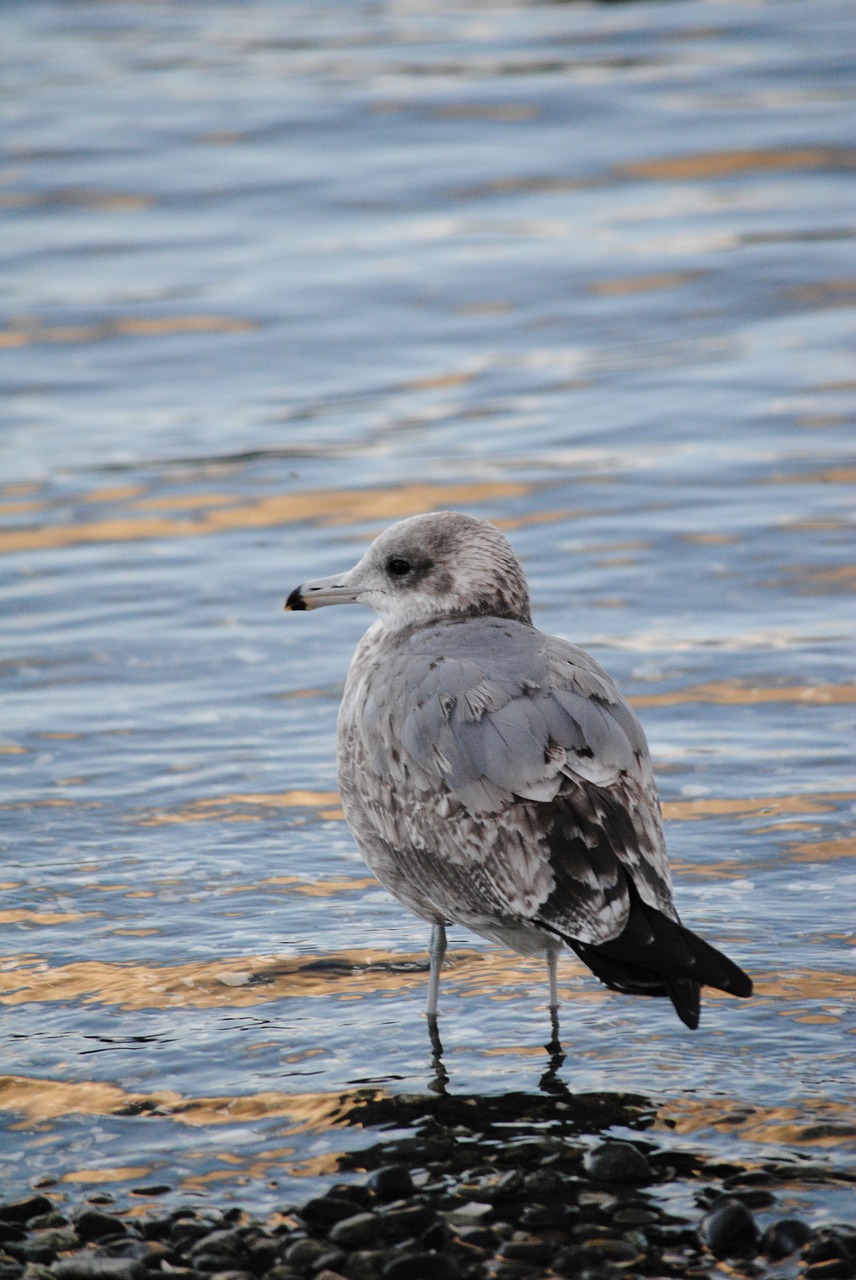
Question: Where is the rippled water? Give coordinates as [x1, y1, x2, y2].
[2, 0, 855, 1223]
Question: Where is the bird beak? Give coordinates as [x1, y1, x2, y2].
[284, 573, 361, 612]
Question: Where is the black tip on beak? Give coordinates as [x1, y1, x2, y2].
[284, 586, 307, 612]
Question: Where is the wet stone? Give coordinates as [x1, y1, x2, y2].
[444, 1202, 492, 1227]
[377, 1204, 436, 1242]
[416, 1222, 449, 1253]
[52, 1260, 149, 1280]
[339, 1252, 386, 1280]
[492, 1260, 545, 1280]
[499, 1239, 558, 1265]
[168, 1222, 218, 1249]
[805, 1262, 856, 1280]
[73, 1215, 128, 1246]
[520, 1201, 578, 1229]
[453, 1224, 500, 1251]
[0, 1205, 54, 1229]
[609, 1205, 659, 1227]
[366, 1168, 415, 1203]
[381, 1253, 462, 1280]
[284, 1238, 331, 1269]
[583, 1143, 654, 1185]
[700, 1198, 759, 1258]
[326, 1215, 380, 1250]
[300, 1200, 366, 1231]
[521, 1169, 571, 1199]
[761, 1218, 812, 1259]
[190, 1230, 248, 1259]
[310, 1251, 347, 1275]
[803, 1235, 856, 1266]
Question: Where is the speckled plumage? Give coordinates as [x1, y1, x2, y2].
[286, 511, 752, 1030]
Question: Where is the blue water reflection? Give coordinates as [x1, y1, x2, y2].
[1, 0, 854, 1223]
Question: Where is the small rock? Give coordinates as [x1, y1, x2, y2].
[366, 1167, 415, 1202]
[300, 1199, 365, 1230]
[284, 1238, 331, 1269]
[52, 1260, 148, 1280]
[610, 1205, 658, 1227]
[521, 1169, 568, 1199]
[310, 1251, 347, 1275]
[805, 1263, 856, 1280]
[381, 1253, 462, 1280]
[583, 1142, 653, 1185]
[761, 1218, 812, 1259]
[804, 1235, 856, 1266]
[519, 1202, 577, 1229]
[416, 1223, 449, 1253]
[339, 1251, 386, 1280]
[499, 1240, 557, 1265]
[444, 1202, 492, 1227]
[454, 1225, 500, 1251]
[327, 1214, 380, 1250]
[30, 1232, 79, 1256]
[189, 1230, 246, 1261]
[700, 1198, 758, 1258]
[74, 1214, 128, 1245]
[378, 1205, 436, 1243]
[0, 1205, 54, 1229]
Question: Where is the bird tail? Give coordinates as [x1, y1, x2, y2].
[561, 879, 752, 1030]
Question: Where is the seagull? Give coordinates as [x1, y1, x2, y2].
[285, 511, 752, 1032]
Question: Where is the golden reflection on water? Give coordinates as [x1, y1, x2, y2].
[0, 315, 258, 348]
[619, 145, 856, 181]
[656, 1096, 856, 1151]
[632, 680, 856, 707]
[588, 271, 702, 296]
[0, 910, 99, 926]
[787, 836, 856, 863]
[139, 790, 343, 825]
[62, 1166, 153, 1186]
[0, 1073, 369, 1132]
[0, 480, 531, 555]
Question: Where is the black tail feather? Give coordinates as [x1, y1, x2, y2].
[557, 878, 752, 1029]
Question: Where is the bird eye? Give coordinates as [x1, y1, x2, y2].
[387, 557, 412, 577]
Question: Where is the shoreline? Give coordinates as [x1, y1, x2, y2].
[4, 1090, 854, 1280]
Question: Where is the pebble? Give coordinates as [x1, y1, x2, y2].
[583, 1142, 654, 1184]
[52, 1260, 148, 1280]
[700, 1197, 759, 1257]
[73, 1214, 128, 1245]
[299, 1198, 365, 1230]
[326, 1213, 380, 1249]
[366, 1167, 415, 1202]
[381, 1252, 461, 1279]
[0, 1202, 54, 1227]
[761, 1217, 812, 1259]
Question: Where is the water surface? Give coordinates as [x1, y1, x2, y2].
[1, 0, 855, 1223]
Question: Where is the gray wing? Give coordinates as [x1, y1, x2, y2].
[340, 617, 674, 946]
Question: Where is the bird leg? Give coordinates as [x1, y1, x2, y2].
[546, 948, 562, 1054]
[547, 947, 559, 1016]
[426, 922, 447, 1018]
